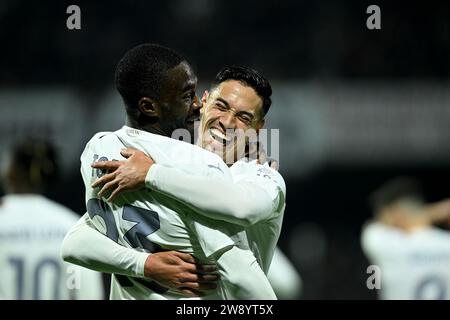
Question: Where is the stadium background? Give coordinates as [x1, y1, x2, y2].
[1, 0, 450, 299]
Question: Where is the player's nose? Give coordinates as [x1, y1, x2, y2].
[219, 112, 235, 130]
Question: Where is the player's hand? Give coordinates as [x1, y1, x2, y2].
[144, 251, 220, 297]
[251, 142, 279, 171]
[91, 148, 154, 201]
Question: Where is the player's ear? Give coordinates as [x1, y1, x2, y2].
[138, 97, 160, 117]
[199, 91, 209, 115]
[201, 90, 209, 104]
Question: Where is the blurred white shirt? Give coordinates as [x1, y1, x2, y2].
[362, 222, 450, 300]
[267, 247, 302, 299]
[0, 194, 104, 300]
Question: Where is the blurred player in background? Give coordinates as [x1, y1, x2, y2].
[0, 138, 104, 300]
[267, 247, 302, 299]
[63, 44, 277, 300]
[361, 177, 450, 300]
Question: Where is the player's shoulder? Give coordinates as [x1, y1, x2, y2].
[92, 130, 114, 140]
[425, 227, 450, 242]
[166, 139, 227, 168]
[117, 126, 220, 161]
[0, 195, 79, 229]
[259, 162, 286, 185]
[362, 221, 395, 238]
[33, 196, 80, 223]
[81, 130, 121, 160]
[232, 159, 286, 192]
[191, 143, 226, 162]
[85, 130, 116, 147]
[82, 130, 114, 152]
[361, 221, 403, 253]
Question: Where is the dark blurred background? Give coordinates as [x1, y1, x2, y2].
[1, 0, 450, 299]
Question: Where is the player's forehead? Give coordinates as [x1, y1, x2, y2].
[211, 80, 263, 113]
[164, 61, 197, 92]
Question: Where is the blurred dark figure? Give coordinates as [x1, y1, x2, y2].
[0, 138, 104, 300]
[361, 177, 450, 300]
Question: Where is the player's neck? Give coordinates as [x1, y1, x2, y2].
[125, 117, 169, 137]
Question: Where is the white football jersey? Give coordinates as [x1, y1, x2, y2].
[0, 194, 104, 300]
[267, 247, 302, 299]
[145, 156, 287, 275]
[80, 126, 248, 300]
[362, 222, 450, 300]
[230, 159, 286, 274]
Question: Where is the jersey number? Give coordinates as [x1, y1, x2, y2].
[8, 257, 62, 299]
[414, 274, 447, 300]
[86, 198, 167, 293]
[86, 199, 160, 252]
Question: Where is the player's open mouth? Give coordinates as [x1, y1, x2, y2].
[209, 128, 233, 145]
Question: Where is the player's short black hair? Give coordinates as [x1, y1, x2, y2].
[213, 65, 272, 116]
[115, 43, 185, 116]
[369, 177, 424, 213]
[10, 138, 59, 190]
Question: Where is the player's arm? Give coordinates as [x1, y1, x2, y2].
[146, 163, 285, 227]
[214, 245, 277, 300]
[61, 213, 219, 295]
[61, 213, 148, 277]
[189, 220, 277, 299]
[423, 198, 450, 226]
[92, 148, 286, 226]
[360, 221, 401, 262]
[267, 246, 302, 299]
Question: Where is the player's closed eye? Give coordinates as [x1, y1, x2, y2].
[238, 114, 253, 124]
[214, 103, 228, 111]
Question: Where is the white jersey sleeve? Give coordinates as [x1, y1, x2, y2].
[361, 222, 399, 262]
[61, 213, 149, 278]
[145, 160, 286, 226]
[267, 246, 302, 299]
[231, 160, 286, 213]
[217, 246, 277, 300]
